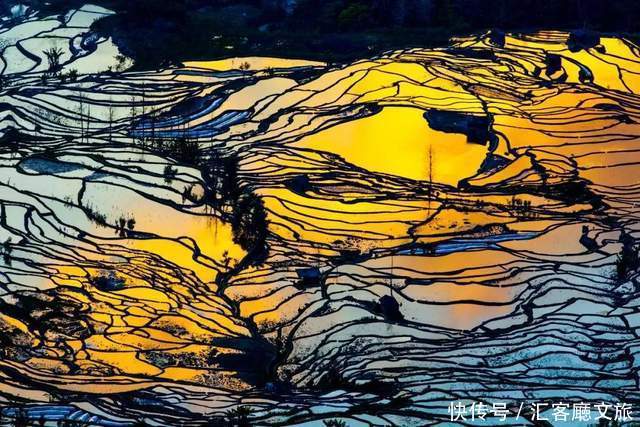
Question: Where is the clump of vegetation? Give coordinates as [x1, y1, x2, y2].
[59, 68, 79, 83]
[84, 204, 108, 227]
[206, 153, 240, 211]
[337, 2, 372, 28]
[509, 196, 535, 219]
[146, 349, 206, 369]
[201, 153, 268, 263]
[182, 183, 200, 203]
[7, 406, 29, 427]
[323, 420, 348, 427]
[1, 237, 12, 265]
[163, 164, 178, 183]
[221, 250, 232, 269]
[90, 271, 126, 291]
[147, 136, 268, 263]
[57, 419, 90, 427]
[613, 230, 639, 283]
[68, 0, 637, 71]
[116, 216, 136, 237]
[114, 54, 129, 72]
[231, 192, 268, 261]
[225, 406, 252, 427]
[151, 137, 200, 165]
[174, 137, 200, 165]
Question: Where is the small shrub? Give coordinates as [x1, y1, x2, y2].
[2, 237, 11, 254]
[182, 184, 193, 201]
[164, 164, 178, 183]
[2, 237, 11, 265]
[67, 68, 78, 82]
[116, 216, 136, 237]
[115, 54, 128, 72]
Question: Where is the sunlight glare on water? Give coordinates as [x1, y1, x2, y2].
[294, 106, 487, 186]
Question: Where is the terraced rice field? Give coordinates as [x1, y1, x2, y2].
[1, 4, 640, 426]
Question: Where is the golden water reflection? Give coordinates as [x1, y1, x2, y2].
[294, 107, 487, 185]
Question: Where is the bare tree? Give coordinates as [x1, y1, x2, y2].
[141, 83, 147, 145]
[141, 84, 146, 117]
[0, 41, 7, 91]
[389, 252, 394, 295]
[151, 112, 157, 145]
[86, 102, 92, 142]
[77, 91, 85, 142]
[107, 98, 115, 143]
[43, 47, 64, 72]
[427, 143, 434, 209]
[129, 95, 138, 144]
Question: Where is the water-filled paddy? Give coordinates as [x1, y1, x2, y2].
[294, 106, 488, 185]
